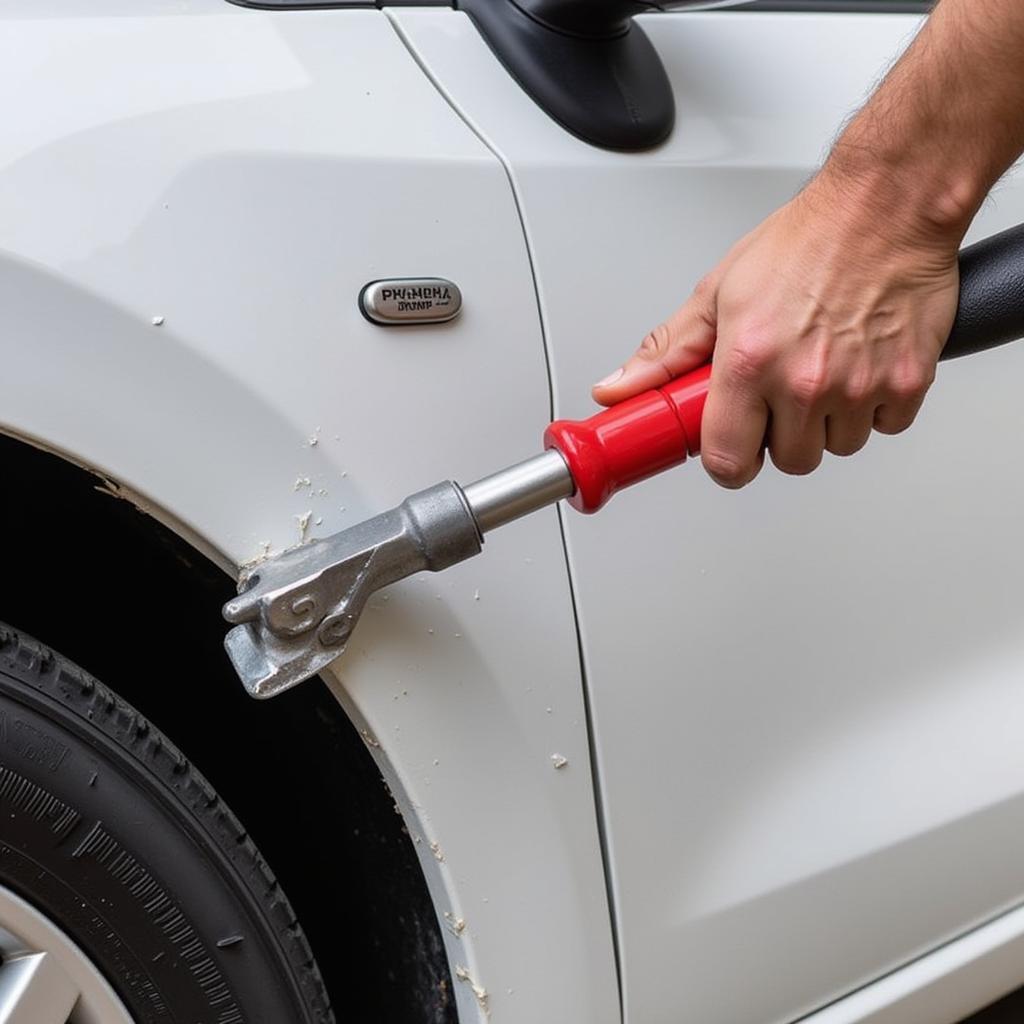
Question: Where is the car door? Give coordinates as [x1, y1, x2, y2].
[391, 5, 1024, 1023]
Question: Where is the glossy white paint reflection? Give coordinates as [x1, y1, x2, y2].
[0, 4, 617, 1022]
[9, 3, 1024, 1021]
[394, 9, 1024, 1024]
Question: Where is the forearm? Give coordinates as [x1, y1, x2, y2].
[818, 0, 1024, 244]
[597, 0, 1024, 488]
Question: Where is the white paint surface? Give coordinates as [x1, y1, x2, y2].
[803, 900, 1024, 1024]
[394, 9, 1024, 1024]
[0, 4, 617, 1022]
[9, 3, 1024, 1022]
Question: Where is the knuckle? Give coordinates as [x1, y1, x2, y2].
[887, 376, 922, 404]
[787, 365, 829, 411]
[874, 410, 915, 436]
[701, 448, 750, 489]
[723, 341, 771, 387]
[887, 360, 934, 403]
[874, 421, 907, 437]
[691, 274, 717, 309]
[840, 370, 874, 406]
[827, 437, 866, 458]
[770, 448, 822, 477]
[638, 322, 673, 361]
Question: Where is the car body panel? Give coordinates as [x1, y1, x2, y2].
[393, 9, 1024, 1023]
[802, 900, 1024, 1024]
[0, 4, 618, 1021]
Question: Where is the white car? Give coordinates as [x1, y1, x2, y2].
[2, 2, 1024, 1023]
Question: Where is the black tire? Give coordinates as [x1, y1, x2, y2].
[0, 622, 334, 1024]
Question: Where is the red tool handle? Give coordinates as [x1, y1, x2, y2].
[544, 363, 711, 513]
[544, 222, 1024, 514]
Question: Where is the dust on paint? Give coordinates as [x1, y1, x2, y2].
[550, 754, 568, 770]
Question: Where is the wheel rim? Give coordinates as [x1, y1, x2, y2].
[0, 884, 134, 1024]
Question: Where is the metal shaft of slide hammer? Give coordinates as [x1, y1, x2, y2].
[461, 449, 575, 533]
[222, 363, 710, 699]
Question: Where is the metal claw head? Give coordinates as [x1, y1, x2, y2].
[222, 482, 482, 699]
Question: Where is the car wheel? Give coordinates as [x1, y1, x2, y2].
[0, 622, 333, 1023]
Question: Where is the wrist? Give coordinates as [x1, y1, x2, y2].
[814, 132, 982, 252]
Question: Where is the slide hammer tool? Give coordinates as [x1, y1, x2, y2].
[224, 224, 1024, 699]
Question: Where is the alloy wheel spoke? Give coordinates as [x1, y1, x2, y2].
[0, 952, 79, 1024]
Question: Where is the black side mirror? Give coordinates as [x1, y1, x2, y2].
[457, 0, 739, 151]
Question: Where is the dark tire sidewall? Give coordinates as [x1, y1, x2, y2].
[0, 630, 321, 1024]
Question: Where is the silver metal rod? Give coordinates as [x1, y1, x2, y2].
[461, 449, 574, 534]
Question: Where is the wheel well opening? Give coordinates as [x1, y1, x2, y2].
[0, 430, 456, 1024]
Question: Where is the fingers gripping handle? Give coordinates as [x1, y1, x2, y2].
[546, 222, 1024, 514]
[544, 364, 710, 513]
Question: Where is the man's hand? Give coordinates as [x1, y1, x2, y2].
[593, 0, 1024, 489]
[592, 179, 960, 488]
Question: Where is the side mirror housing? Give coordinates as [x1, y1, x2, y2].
[458, 0, 742, 151]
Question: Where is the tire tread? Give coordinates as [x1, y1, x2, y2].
[0, 622, 334, 1024]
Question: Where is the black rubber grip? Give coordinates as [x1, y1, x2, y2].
[942, 222, 1024, 362]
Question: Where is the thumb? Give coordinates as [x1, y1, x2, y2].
[592, 280, 718, 406]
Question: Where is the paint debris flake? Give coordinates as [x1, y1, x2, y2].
[550, 754, 569, 770]
[454, 967, 489, 1017]
[443, 911, 466, 936]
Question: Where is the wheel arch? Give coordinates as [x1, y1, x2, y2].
[0, 5, 621, 1012]
[0, 425, 458, 1023]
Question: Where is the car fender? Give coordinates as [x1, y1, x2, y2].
[0, 4, 619, 1021]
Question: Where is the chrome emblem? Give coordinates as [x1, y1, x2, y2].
[359, 278, 462, 326]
